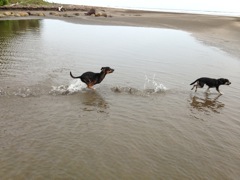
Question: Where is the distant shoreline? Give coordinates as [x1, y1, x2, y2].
[1, 4, 240, 59]
[1, 4, 240, 17]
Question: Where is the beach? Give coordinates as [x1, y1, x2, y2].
[1, 5, 240, 180]
[1, 5, 240, 58]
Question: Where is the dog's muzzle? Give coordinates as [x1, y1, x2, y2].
[109, 69, 114, 73]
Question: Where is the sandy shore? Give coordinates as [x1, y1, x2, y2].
[1, 6, 240, 58]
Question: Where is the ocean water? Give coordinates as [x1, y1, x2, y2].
[0, 19, 240, 179]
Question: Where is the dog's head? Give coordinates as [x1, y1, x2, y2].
[218, 78, 231, 85]
[101, 67, 114, 74]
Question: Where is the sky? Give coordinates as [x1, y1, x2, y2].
[47, 0, 239, 13]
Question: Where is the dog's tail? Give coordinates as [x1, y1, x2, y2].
[190, 79, 198, 85]
[70, 71, 81, 79]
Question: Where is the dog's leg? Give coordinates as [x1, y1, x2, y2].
[195, 83, 201, 92]
[205, 87, 210, 93]
[191, 85, 195, 90]
[195, 86, 198, 92]
[191, 82, 198, 92]
[191, 85, 197, 92]
[216, 86, 223, 94]
[87, 85, 95, 90]
[87, 82, 95, 90]
[213, 94, 222, 101]
[193, 81, 201, 92]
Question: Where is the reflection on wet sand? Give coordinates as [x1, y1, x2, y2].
[189, 93, 224, 113]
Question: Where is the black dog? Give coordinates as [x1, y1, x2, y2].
[70, 67, 114, 89]
[190, 77, 231, 94]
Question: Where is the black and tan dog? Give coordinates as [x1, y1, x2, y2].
[70, 67, 114, 89]
[190, 77, 231, 94]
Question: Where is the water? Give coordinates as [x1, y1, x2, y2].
[1, 19, 240, 179]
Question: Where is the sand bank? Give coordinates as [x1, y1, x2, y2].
[1, 6, 240, 58]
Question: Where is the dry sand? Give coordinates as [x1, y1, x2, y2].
[1, 6, 240, 58]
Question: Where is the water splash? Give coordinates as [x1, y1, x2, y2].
[49, 79, 86, 95]
[111, 75, 167, 96]
[67, 79, 85, 93]
[144, 74, 167, 93]
[111, 86, 140, 95]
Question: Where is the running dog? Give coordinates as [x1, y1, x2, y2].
[70, 67, 114, 89]
[190, 77, 231, 94]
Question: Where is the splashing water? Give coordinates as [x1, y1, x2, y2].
[67, 79, 86, 93]
[49, 79, 86, 95]
[144, 74, 167, 93]
[111, 75, 167, 95]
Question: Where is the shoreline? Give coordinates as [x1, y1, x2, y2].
[1, 5, 240, 59]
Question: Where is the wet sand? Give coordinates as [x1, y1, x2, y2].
[1, 6, 240, 58]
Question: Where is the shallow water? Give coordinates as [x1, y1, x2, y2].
[1, 19, 240, 179]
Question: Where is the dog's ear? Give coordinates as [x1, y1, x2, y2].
[101, 67, 109, 71]
[101, 67, 108, 72]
